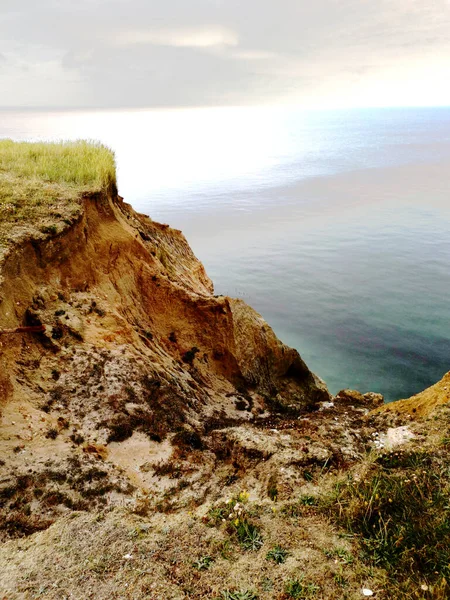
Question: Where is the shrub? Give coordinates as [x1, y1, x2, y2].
[45, 427, 59, 440]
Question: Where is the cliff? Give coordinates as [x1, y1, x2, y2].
[0, 143, 329, 538]
[1, 142, 449, 600]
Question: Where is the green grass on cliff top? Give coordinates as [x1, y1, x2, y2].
[0, 139, 116, 250]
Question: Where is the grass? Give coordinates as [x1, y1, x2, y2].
[322, 547, 354, 565]
[0, 139, 116, 249]
[0, 139, 115, 190]
[321, 447, 450, 596]
[266, 474, 278, 501]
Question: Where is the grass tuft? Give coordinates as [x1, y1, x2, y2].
[321, 448, 450, 593]
[0, 139, 116, 190]
[0, 139, 116, 249]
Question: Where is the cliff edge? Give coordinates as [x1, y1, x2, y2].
[0, 141, 329, 538]
[2, 141, 449, 600]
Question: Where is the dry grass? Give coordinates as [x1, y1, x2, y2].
[0, 498, 377, 600]
[320, 406, 450, 599]
[6, 411, 450, 599]
[0, 139, 116, 251]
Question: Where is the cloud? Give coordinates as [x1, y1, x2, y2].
[0, 57, 87, 107]
[114, 26, 239, 48]
[231, 50, 277, 61]
[0, 0, 449, 108]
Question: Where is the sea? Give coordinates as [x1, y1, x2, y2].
[1, 105, 450, 402]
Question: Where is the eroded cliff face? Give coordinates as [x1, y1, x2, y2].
[0, 190, 329, 536]
[3, 189, 450, 600]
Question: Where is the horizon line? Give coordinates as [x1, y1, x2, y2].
[0, 103, 450, 114]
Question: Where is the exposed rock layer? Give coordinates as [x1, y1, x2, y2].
[375, 370, 450, 417]
[0, 190, 329, 537]
[2, 189, 448, 600]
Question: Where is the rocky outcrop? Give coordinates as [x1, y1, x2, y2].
[375, 370, 450, 418]
[335, 389, 384, 409]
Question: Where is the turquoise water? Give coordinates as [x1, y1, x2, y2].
[1, 106, 450, 400]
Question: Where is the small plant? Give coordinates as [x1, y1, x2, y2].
[267, 474, 278, 501]
[172, 429, 203, 450]
[70, 432, 84, 445]
[218, 590, 258, 600]
[266, 545, 289, 564]
[303, 470, 313, 482]
[51, 369, 61, 380]
[216, 539, 234, 560]
[285, 576, 319, 599]
[41, 224, 58, 235]
[208, 490, 250, 526]
[236, 490, 250, 503]
[235, 519, 263, 551]
[333, 568, 348, 587]
[152, 460, 182, 479]
[88, 555, 113, 574]
[193, 555, 214, 570]
[281, 502, 303, 518]
[45, 427, 59, 440]
[129, 523, 151, 538]
[323, 547, 354, 564]
[208, 506, 228, 524]
[298, 495, 317, 506]
[51, 326, 63, 340]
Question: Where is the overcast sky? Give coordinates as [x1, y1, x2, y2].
[1, 0, 450, 109]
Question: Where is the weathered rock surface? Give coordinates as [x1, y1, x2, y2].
[0, 190, 329, 537]
[335, 389, 384, 409]
[375, 370, 450, 418]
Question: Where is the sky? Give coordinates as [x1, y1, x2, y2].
[1, 0, 450, 109]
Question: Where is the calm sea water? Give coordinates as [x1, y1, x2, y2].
[1, 106, 450, 401]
